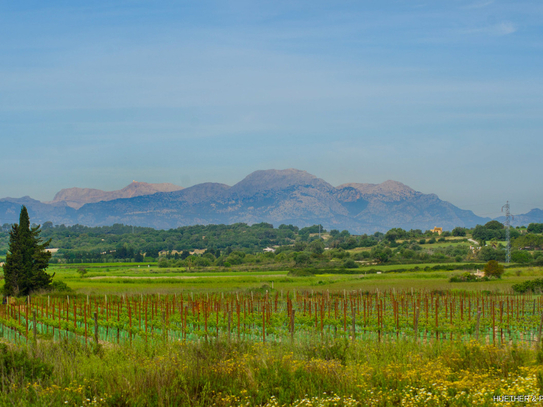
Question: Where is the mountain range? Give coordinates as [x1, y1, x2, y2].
[48, 181, 183, 209]
[0, 169, 540, 233]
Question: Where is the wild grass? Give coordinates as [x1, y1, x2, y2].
[0, 336, 541, 406]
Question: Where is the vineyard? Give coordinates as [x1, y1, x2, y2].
[2, 289, 543, 346]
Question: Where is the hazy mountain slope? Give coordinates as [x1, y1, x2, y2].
[335, 181, 488, 231]
[212, 169, 350, 225]
[74, 183, 230, 228]
[495, 209, 543, 227]
[0, 169, 494, 232]
[50, 181, 184, 209]
[0, 197, 76, 225]
[70, 170, 488, 232]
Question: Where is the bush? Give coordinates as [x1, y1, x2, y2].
[47, 280, 72, 293]
[287, 269, 314, 277]
[512, 278, 543, 294]
[452, 227, 466, 237]
[511, 251, 532, 264]
[0, 344, 53, 385]
[343, 259, 358, 269]
[484, 260, 504, 278]
[294, 253, 311, 267]
[449, 272, 489, 283]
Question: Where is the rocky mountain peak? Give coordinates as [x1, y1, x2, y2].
[50, 182, 184, 209]
[337, 180, 418, 202]
[227, 168, 335, 197]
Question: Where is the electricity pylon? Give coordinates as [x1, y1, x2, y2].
[501, 201, 513, 263]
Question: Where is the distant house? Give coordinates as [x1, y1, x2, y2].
[45, 248, 59, 254]
[431, 227, 443, 235]
[263, 247, 276, 253]
[472, 269, 485, 278]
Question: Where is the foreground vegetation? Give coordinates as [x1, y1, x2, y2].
[2, 332, 543, 406]
[2, 284, 543, 405]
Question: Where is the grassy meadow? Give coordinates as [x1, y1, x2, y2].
[41, 262, 543, 295]
[1, 336, 542, 406]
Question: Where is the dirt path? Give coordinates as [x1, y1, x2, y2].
[88, 274, 286, 280]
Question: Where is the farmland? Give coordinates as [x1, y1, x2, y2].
[2, 263, 543, 405]
[4, 282, 543, 347]
[2, 219, 543, 406]
[37, 261, 543, 294]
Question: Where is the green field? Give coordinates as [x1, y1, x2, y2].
[27, 263, 542, 295]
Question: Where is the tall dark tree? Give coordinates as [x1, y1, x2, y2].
[3, 206, 54, 296]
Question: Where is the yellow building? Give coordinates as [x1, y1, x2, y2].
[431, 227, 443, 235]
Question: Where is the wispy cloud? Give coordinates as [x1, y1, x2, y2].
[463, 0, 495, 9]
[463, 22, 517, 36]
[493, 22, 518, 35]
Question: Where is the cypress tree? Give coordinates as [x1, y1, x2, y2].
[3, 206, 54, 296]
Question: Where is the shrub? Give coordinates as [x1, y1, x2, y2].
[511, 251, 533, 264]
[452, 227, 466, 237]
[294, 253, 311, 267]
[47, 280, 72, 293]
[484, 260, 504, 278]
[449, 272, 489, 283]
[158, 258, 169, 268]
[512, 278, 543, 294]
[0, 344, 53, 385]
[287, 269, 314, 277]
[343, 259, 358, 269]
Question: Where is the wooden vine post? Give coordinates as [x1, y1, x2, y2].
[32, 310, 37, 344]
[476, 307, 481, 341]
[94, 312, 99, 344]
[414, 307, 420, 342]
[351, 300, 356, 342]
[538, 311, 543, 345]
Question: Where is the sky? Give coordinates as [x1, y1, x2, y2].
[1, 0, 542, 219]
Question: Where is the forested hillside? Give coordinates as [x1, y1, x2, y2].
[1, 221, 543, 268]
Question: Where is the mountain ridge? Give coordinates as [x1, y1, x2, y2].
[0, 169, 515, 233]
[49, 181, 184, 209]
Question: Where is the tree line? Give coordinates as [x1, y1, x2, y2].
[1, 218, 542, 267]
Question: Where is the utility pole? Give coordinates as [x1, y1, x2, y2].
[501, 201, 513, 263]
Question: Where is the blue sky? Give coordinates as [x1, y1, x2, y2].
[1, 0, 542, 218]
